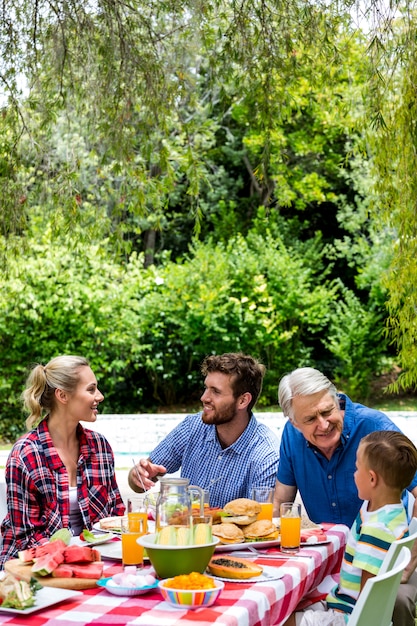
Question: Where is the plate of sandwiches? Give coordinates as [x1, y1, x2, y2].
[213, 520, 329, 552]
[212, 499, 281, 552]
[212, 499, 328, 551]
[93, 516, 126, 534]
[213, 519, 281, 552]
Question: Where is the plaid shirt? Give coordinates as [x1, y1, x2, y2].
[0, 418, 125, 568]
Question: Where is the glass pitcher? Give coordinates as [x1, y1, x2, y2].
[155, 477, 204, 530]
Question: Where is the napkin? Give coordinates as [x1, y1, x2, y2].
[300, 528, 327, 543]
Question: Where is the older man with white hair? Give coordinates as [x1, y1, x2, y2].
[274, 366, 417, 626]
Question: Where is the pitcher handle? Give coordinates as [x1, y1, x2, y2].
[189, 485, 205, 516]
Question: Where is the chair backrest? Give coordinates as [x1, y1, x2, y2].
[379, 517, 417, 575]
[406, 491, 415, 523]
[348, 546, 411, 626]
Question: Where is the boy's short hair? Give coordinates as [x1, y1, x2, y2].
[360, 430, 417, 490]
[201, 353, 265, 413]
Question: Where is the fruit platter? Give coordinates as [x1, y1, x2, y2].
[4, 529, 105, 590]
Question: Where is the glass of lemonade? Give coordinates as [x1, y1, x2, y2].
[252, 486, 274, 521]
[121, 495, 148, 566]
[280, 502, 301, 553]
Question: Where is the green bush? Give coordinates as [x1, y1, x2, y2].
[0, 230, 385, 442]
[0, 243, 149, 440]
[129, 230, 336, 406]
[323, 284, 391, 400]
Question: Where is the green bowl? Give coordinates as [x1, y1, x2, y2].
[137, 533, 219, 579]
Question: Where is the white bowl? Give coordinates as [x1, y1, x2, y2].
[96, 577, 158, 596]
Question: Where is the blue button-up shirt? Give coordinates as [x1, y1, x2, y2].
[277, 394, 417, 526]
[150, 412, 280, 508]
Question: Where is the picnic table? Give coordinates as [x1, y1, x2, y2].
[0, 523, 349, 626]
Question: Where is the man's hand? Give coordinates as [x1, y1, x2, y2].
[273, 479, 297, 517]
[128, 458, 166, 492]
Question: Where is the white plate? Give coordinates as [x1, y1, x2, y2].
[94, 541, 122, 561]
[0, 587, 82, 615]
[209, 564, 285, 583]
[93, 540, 151, 562]
[215, 539, 281, 552]
[93, 519, 123, 534]
[215, 538, 329, 552]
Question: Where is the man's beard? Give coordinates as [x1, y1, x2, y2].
[201, 400, 238, 425]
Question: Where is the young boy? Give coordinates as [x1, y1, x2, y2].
[284, 430, 417, 626]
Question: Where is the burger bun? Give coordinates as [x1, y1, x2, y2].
[212, 522, 245, 544]
[243, 519, 279, 541]
[223, 498, 261, 526]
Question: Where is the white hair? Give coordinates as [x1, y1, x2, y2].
[278, 367, 339, 420]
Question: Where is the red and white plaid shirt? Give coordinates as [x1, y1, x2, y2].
[0, 418, 125, 568]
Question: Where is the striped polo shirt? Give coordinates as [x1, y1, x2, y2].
[327, 500, 408, 616]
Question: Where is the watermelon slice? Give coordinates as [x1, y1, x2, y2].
[91, 549, 101, 562]
[21, 536, 105, 579]
[70, 562, 104, 579]
[31, 552, 65, 576]
[63, 545, 98, 563]
[17, 548, 36, 564]
[51, 564, 75, 578]
[35, 539, 67, 558]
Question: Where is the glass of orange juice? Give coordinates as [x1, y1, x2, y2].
[121, 496, 148, 566]
[252, 487, 274, 521]
[192, 489, 210, 511]
[280, 502, 301, 553]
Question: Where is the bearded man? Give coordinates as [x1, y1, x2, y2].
[128, 353, 279, 508]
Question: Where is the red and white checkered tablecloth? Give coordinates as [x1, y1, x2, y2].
[0, 523, 348, 626]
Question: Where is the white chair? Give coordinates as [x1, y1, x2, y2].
[379, 517, 417, 575]
[347, 546, 411, 626]
[406, 491, 415, 522]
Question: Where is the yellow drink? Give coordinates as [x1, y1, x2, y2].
[280, 515, 301, 551]
[121, 512, 147, 566]
[128, 512, 148, 533]
[121, 531, 143, 565]
[252, 486, 274, 523]
[257, 502, 273, 521]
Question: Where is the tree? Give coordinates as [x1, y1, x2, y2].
[366, 7, 417, 391]
[0, 1, 364, 239]
[1, 0, 413, 393]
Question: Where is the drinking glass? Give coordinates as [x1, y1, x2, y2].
[121, 495, 148, 566]
[192, 514, 213, 527]
[252, 486, 274, 521]
[192, 489, 210, 510]
[280, 502, 301, 553]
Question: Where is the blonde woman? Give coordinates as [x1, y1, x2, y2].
[0, 356, 124, 568]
